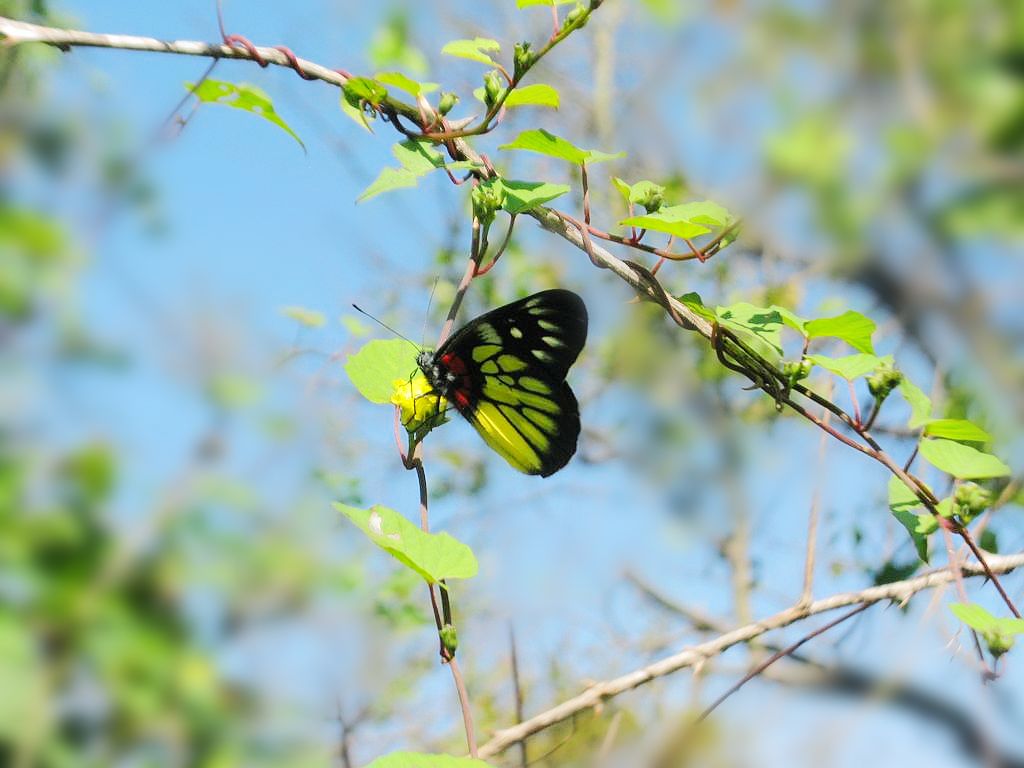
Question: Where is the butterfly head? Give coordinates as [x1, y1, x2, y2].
[416, 349, 463, 395]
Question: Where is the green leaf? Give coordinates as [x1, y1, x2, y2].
[979, 529, 999, 553]
[950, 603, 1024, 657]
[358, 141, 474, 202]
[357, 167, 419, 202]
[898, 378, 932, 428]
[715, 302, 784, 358]
[950, 603, 996, 632]
[678, 292, 716, 322]
[919, 439, 1011, 479]
[188, 79, 304, 149]
[335, 504, 478, 584]
[499, 128, 625, 165]
[342, 76, 389, 108]
[280, 305, 326, 328]
[873, 559, 920, 586]
[393, 140, 446, 174]
[805, 353, 891, 380]
[935, 496, 955, 518]
[503, 83, 560, 109]
[339, 93, 374, 133]
[373, 71, 438, 96]
[994, 617, 1024, 636]
[611, 177, 665, 208]
[344, 339, 419, 403]
[771, 305, 808, 334]
[365, 753, 496, 768]
[888, 476, 935, 564]
[620, 201, 734, 240]
[804, 310, 876, 354]
[584, 149, 628, 165]
[888, 475, 924, 514]
[441, 37, 501, 66]
[923, 419, 991, 443]
[891, 508, 935, 563]
[497, 179, 570, 214]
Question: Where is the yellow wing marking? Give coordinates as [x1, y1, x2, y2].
[520, 376, 551, 394]
[472, 344, 501, 362]
[523, 407, 556, 432]
[498, 354, 528, 372]
[476, 322, 501, 344]
[471, 401, 544, 474]
[482, 378, 561, 412]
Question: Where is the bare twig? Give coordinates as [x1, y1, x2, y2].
[693, 603, 871, 724]
[509, 626, 528, 768]
[802, 398, 831, 606]
[449, 657, 478, 757]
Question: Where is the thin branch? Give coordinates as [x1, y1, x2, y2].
[476, 553, 1024, 758]
[802, 398, 831, 606]
[437, 217, 483, 347]
[624, 570, 723, 632]
[595, 711, 623, 765]
[509, 626, 528, 768]
[449, 657, 478, 757]
[693, 603, 871, 724]
[941, 524, 993, 675]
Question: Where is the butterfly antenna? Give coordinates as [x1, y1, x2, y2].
[351, 304, 418, 348]
[421, 276, 440, 347]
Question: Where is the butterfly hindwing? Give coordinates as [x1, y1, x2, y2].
[419, 289, 587, 477]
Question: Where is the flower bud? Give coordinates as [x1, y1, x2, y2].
[483, 70, 504, 109]
[783, 359, 813, 383]
[565, 4, 588, 28]
[437, 91, 459, 116]
[471, 181, 505, 226]
[954, 481, 992, 521]
[985, 631, 1014, 658]
[513, 41, 534, 80]
[868, 365, 903, 400]
[391, 371, 447, 439]
[439, 624, 458, 655]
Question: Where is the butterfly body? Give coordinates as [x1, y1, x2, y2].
[417, 289, 587, 477]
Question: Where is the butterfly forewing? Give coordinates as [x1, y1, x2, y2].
[419, 289, 587, 477]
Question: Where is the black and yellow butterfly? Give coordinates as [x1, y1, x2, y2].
[417, 289, 587, 477]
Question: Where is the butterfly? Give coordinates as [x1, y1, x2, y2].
[416, 289, 588, 477]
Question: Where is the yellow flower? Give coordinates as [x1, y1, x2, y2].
[391, 371, 448, 437]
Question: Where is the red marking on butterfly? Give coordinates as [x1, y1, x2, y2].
[440, 352, 467, 376]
